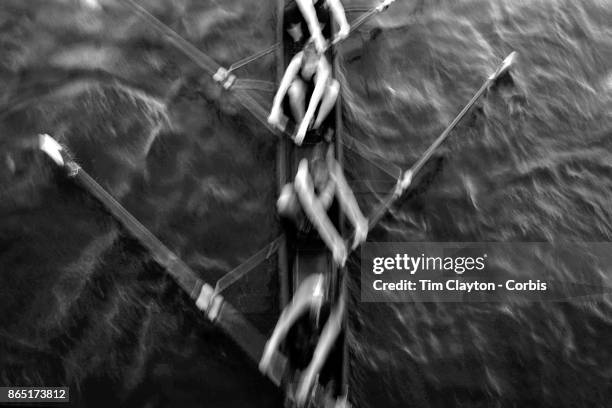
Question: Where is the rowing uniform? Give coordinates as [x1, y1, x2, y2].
[300, 62, 317, 97]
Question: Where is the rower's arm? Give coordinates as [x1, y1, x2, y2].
[295, 0, 325, 44]
[272, 53, 303, 110]
[295, 160, 344, 254]
[327, 0, 350, 34]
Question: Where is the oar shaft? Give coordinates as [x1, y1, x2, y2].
[42, 147, 293, 387]
[65, 161, 204, 299]
[345, 52, 517, 247]
[409, 51, 516, 176]
[330, 0, 396, 46]
[120, 0, 218, 76]
[409, 78, 490, 176]
[344, 8, 377, 34]
[367, 190, 397, 229]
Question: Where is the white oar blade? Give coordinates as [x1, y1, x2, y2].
[39, 134, 65, 167]
[498, 51, 518, 77]
[377, 0, 396, 12]
[489, 51, 517, 81]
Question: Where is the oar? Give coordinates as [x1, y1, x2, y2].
[329, 0, 397, 48]
[38, 134, 206, 298]
[38, 133, 292, 387]
[346, 51, 518, 248]
[395, 51, 518, 196]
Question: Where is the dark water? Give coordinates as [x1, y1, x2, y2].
[1, 0, 611, 407]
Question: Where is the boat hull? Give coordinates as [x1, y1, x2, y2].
[275, 0, 348, 404]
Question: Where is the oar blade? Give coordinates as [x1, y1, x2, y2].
[489, 51, 518, 81]
[377, 0, 397, 12]
[38, 134, 65, 167]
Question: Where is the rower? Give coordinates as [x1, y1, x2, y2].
[278, 141, 366, 264]
[268, 41, 339, 145]
[285, 0, 350, 52]
[259, 142, 367, 406]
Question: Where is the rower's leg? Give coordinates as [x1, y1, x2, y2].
[329, 159, 369, 249]
[312, 79, 339, 130]
[288, 79, 307, 123]
[295, 287, 347, 406]
[296, 68, 329, 142]
[259, 274, 325, 374]
[294, 160, 347, 266]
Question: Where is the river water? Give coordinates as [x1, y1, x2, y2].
[1, 0, 611, 407]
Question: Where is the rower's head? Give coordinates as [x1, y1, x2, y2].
[287, 23, 304, 43]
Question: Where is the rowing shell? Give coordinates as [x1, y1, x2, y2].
[275, 0, 349, 406]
